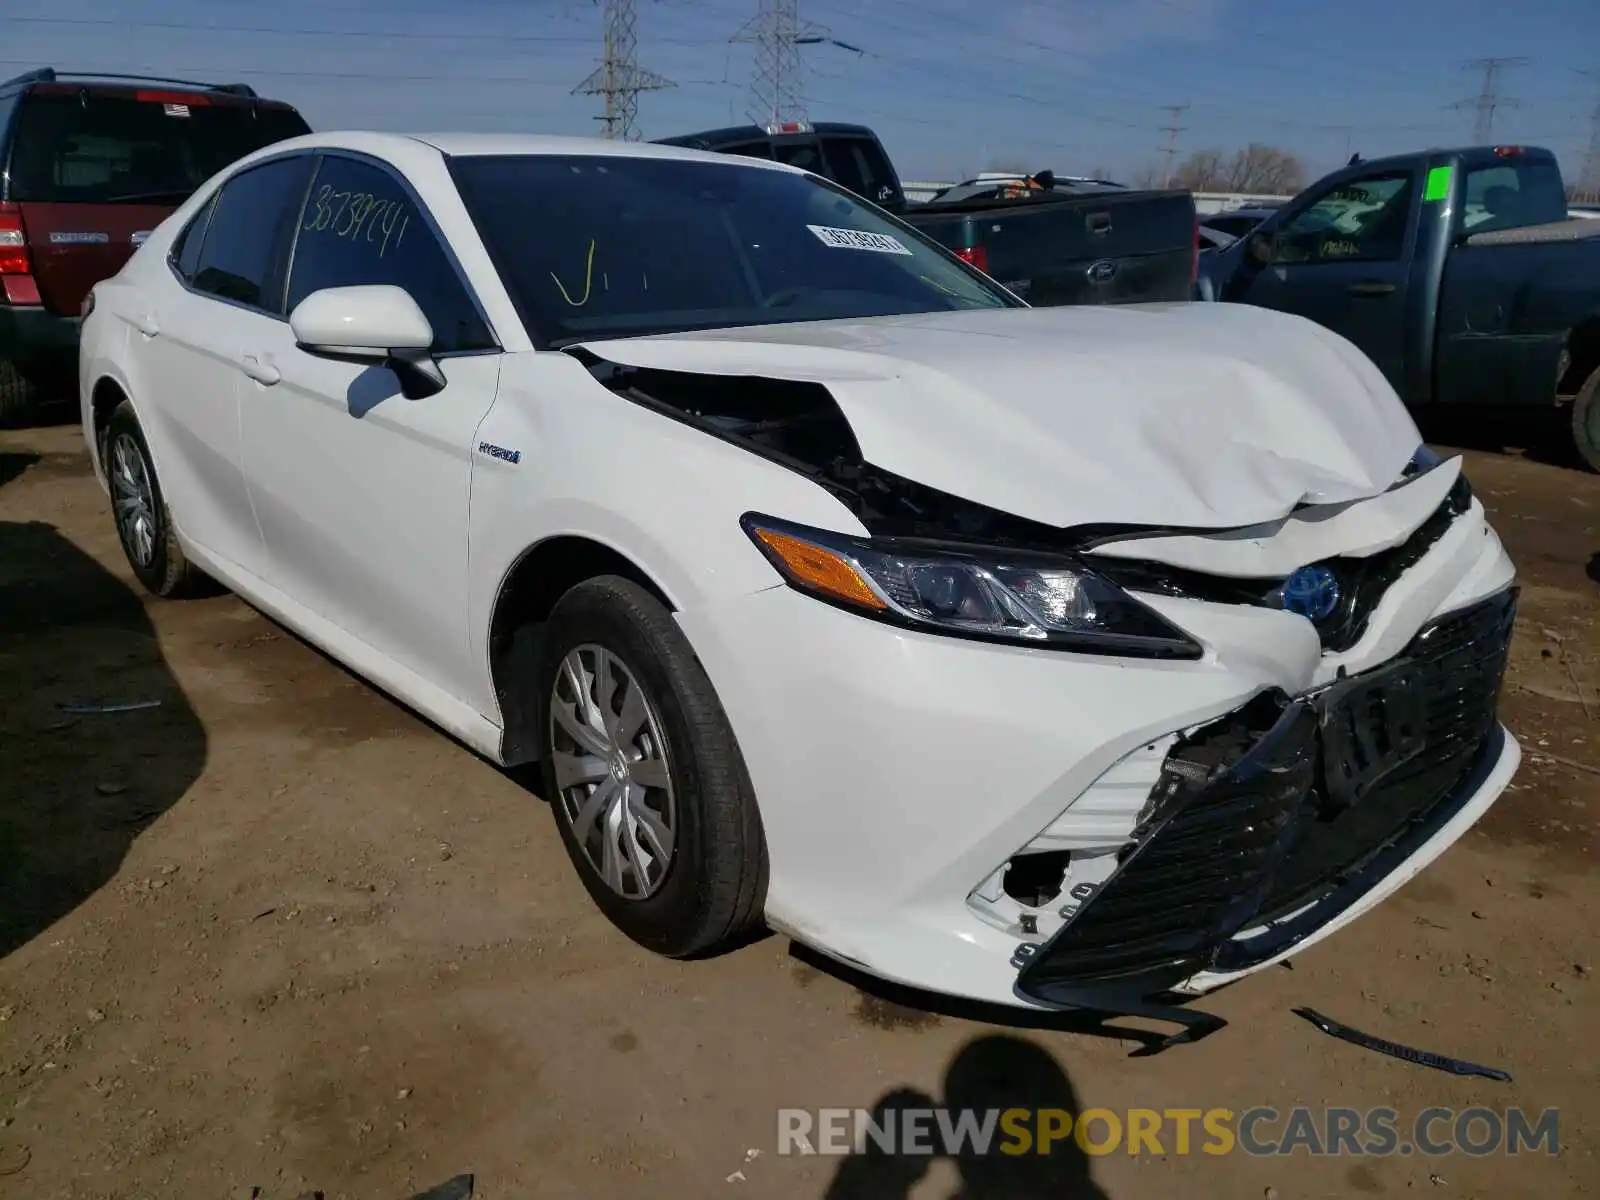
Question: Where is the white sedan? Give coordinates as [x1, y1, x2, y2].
[79, 131, 1520, 1041]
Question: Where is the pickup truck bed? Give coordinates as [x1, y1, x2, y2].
[905, 187, 1198, 305]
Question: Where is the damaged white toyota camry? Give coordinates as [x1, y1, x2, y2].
[80, 132, 1519, 1039]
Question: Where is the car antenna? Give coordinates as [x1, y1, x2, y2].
[1348, 152, 1363, 165]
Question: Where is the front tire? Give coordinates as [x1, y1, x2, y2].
[534, 575, 767, 958]
[103, 400, 211, 598]
[1571, 364, 1600, 474]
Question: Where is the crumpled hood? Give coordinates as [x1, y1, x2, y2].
[575, 303, 1422, 530]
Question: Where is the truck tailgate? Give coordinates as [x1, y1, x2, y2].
[19, 202, 171, 317]
[906, 189, 1197, 305]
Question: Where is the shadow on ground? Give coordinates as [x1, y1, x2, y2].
[0, 452, 40, 491]
[0, 520, 206, 958]
[824, 1033, 1111, 1200]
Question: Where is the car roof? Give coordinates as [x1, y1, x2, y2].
[655, 122, 879, 146]
[230, 130, 808, 174]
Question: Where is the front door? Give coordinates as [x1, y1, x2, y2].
[238, 151, 503, 704]
[1228, 167, 1420, 391]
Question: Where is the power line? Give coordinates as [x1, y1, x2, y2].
[573, 0, 674, 141]
[1451, 56, 1528, 143]
[1157, 103, 1189, 186]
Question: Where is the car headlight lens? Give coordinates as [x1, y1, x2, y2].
[1405, 443, 1472, 513]
[742, 514, 1202, 659]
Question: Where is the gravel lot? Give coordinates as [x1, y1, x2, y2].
[1, 419, 1594, 1199]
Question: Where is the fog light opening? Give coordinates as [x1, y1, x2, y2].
[1001, 851, 1072, 908]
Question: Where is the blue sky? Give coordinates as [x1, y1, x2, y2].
[8, 0, 1597, 184]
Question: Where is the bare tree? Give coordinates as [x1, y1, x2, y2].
[1223, 143, 1306, 193]
[1171, 149, 1226, 191]
[1163, 144, 1306, 194]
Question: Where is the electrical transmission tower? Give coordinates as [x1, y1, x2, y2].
[1157, 104, 1189, 187]
[1451, 57, 1527, 143]
[734, 0, 810, 126]
[1577, 70, 1600, 203]
[573, 0, 674, 141]
[731, 1, 860, 127]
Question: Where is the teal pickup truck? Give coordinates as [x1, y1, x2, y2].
[1208, 145, 1600, 469]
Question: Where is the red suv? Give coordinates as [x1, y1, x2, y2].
[0, 68, 311, 421]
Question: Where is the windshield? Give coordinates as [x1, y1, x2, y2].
[8, 94, 310, 204]
[1460, 158, 1569, 234]
[448, 154, 1018, 346]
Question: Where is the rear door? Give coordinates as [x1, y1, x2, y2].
[6, 87, 310, 316]
[1228, 167, 1420, 388]
[137, 153, 314, 577]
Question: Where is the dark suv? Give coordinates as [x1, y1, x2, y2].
[0, 69, 311, 420]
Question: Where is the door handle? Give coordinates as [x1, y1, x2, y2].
[130, 311, 159, 337]
[239, 353, 281, 386]
[1347, 281, 1396, 297]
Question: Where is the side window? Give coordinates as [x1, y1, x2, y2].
[1460, 161, 1569, 234]
[0, 92, 17, 156]
[822, 139, 900, 207]
[286, 155, 494, 354]
[170, 192, 218, 282]
[192, 156, 314, 311]
[1273, 172, 1414, 265]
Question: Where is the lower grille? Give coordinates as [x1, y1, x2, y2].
[1263, 593, 1515, 917]
[1016, 589, 1516, 1002]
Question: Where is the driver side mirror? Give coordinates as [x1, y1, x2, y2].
[1246, 230, 1276, 265]
[289, 284, 446, 400]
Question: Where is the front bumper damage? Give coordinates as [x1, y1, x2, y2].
[1010, 589, 1516, 1044]
[674, 450, 1519, 1039]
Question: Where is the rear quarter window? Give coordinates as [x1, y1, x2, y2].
[7, 93, 310, 204]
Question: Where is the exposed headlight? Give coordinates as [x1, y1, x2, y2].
[741, 514, 1203, 659]
[1405, 443, 1472, 513]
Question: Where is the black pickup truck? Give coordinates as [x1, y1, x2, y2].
[1206, 145, 1600, 468]
[656, 121, 1198, 306]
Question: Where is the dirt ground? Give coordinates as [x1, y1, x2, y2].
[0, 417, 1594, 1199]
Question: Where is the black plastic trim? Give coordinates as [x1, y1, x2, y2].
[1015, 588, 1515, 1009]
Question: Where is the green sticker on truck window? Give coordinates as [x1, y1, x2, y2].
[1424, 165, 1453, 202]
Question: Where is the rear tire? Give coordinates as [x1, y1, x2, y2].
[1572, 366, 1600, 474]
[534, 575, 767, 958]
[0, 360, 41, 428]
[103, 401, 213, 598]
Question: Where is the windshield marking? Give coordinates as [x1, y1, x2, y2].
[806, 224, 913, 256]
[552, 238, 599, 307]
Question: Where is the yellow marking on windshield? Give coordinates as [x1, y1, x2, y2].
[552, 238, 598, 307]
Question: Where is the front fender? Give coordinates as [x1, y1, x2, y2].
[465, 353, 870, 713]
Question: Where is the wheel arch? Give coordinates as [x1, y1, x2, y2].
[488, 534, 679, 764]
[1559, 314, 1600, 398]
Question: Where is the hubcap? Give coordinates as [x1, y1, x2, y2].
[109, 433, 158, 568]
[548, 644, 678, 900]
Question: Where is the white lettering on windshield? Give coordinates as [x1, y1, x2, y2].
[805, 224, 913, 256]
